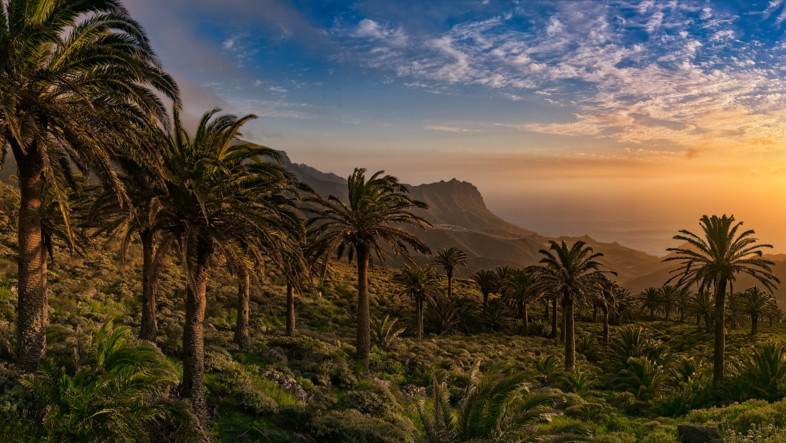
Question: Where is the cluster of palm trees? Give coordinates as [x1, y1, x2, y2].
[636, 284, 780, 336]
[394, 241, 616, 373]
[0, 0, 435, 425]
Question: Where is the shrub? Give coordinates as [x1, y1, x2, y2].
[311, 409, 415, 443]
[23, 321, 195, 442]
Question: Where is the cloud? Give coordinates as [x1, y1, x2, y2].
[355, 19, 408, 47]
[426, 125, 481, 133]
[337, 1, 786, 157]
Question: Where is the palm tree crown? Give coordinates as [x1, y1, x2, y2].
[472, 269, 499, 305]
[433, 247, 469, 298]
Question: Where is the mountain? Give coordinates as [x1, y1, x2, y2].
[277, 152, 664, 286]
[277, 152, 786, 304]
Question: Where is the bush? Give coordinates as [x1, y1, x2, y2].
[23, 321, 195, 442]
[311, 409, 415, 443]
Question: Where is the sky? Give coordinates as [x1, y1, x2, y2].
[125, 0, 786, 256]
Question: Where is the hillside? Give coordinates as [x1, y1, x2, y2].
[4, 149, 785, 300]
[277, 152, 665, 286]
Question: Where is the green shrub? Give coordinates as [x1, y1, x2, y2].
[23, 321, 195, 442]
[311, 409, 414, 443]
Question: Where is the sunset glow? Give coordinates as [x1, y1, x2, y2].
[126, 0, 786, 254]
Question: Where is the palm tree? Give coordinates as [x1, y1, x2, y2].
[611, 285, 634, 325]
[639, 288, 661, 321]
[0, 0, 179, 372]
[393, 264, 440, 339]
[533, 240, 613, 372]
[306, 168, 430, 370]
[688, 290, 714, 332]
[501, 268, 536, 335]
[666, 214, 779, 388]
[659, 285, 679, 320]
[765, 298, 782, 328]
[674, 286, 692, 322]
[737, 286, 775, 336]
[472, 269, 498, 306]
[597, 279, 621, 344]
[278, 241, 315, 338]
[418, 362, 588, 442]
[86, 155, 173, 342]
[433, 247, 469, 298]
[157, 109, 298, 424]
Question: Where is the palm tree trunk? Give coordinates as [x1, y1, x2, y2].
[182, 235, 212, 425]
[564, 292, 575, 372]
[416, 297, 424, 339]
[356, 244, 371, 371]
[140, 229, 158, 342]
[482, 291, 489, 306]
[13, 140, 48, 372]
[560, 299, 566, 343]
[522, 303, 529, 336]
[751, 313, 758, 336]
[446, 269, 453, 298]
[704, 314, 711, 332]
[286, 281, 296, 337]
[233, 267, 250, 349]
[602, 304, 610, 344]
[551, 297, 558, 339]
[712, 279, 728, 389]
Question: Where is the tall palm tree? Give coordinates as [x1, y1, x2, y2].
[0, 0, 179, 371]
[157, 109, 298, 424]
[306, 168, 430, 370]
[433, 247, 469, 298]
[666, 214, 779, 388]
[502, 268, 536, 335]
[639, 288, 661, 321]
[393, 264, 440, 339]
[472, 269, 498, 306]
[737, 286, 776, 336]
[277, 237, 318, 338]
[532, 240, 613, 372]
[86, 154, 173, 342]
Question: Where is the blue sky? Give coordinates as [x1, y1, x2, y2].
[126, 0, 786, 255]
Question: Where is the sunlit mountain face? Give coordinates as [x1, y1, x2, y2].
[127, 0, 786, 254]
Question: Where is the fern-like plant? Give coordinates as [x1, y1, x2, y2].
[370, 314, 406, 351]
[730, 342, 786, 401]
[23, 321, 194, 442]
[418, 362, 589, 442]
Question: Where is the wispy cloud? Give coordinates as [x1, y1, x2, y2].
[338, 1, 786, 157]
[426, 125, 482, 133]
